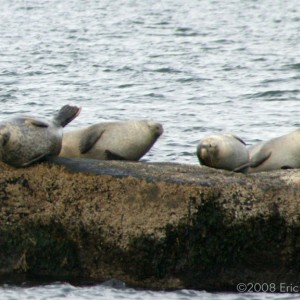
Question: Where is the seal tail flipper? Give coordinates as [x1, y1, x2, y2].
[54, 105, 81, 127]
[105, 150, 126, 160]
[79, 127, 105, 154]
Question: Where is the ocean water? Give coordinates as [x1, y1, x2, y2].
[1, 281, 300, 300]
[0, 0, 300, 298]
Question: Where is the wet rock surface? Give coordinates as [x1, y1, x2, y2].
[0, 158, 300, 291]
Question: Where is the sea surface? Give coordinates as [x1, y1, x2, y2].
[1, 0, 300, 299]
[2, 281, 300, 300]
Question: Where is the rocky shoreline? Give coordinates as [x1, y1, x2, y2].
[1, 157, 300, 291]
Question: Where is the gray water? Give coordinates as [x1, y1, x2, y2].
[0, 0, 300, 299]
[1, 282, 300, 300]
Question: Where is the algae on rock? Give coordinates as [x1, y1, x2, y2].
[0, 159, 300, 291]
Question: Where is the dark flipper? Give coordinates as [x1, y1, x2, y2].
[79, 127, 105, 154]
[30, 119, 49, 128]
[54, 105, 81, 127]
[281, 166, 294, 170]
[105, 150, 127, 160]
[226, 133, 247, 145]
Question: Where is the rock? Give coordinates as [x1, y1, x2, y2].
[0, 158, 300, 291]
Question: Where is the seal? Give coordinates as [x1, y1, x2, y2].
[59, 120, 164, 161]
[196, 133, 250, 173]
[249, 129, 300, 172]
[0, 105, 81, 167]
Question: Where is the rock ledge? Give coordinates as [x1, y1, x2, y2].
[1, 157, 300, 291]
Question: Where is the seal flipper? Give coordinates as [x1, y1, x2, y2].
[281, 165, 294, 170]
[224, 133, 247, 145]
[19, 152, 52, 167]
[233, 162, 250, 173]
[250, 149, 272, 168]
[54, 105, 81, 127]
[79, 127, 105, 154]
[29, 119, 49, 128]
[232, 135, 246, 145]
[105, 150, 126, 160]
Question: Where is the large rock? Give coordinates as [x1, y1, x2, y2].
[0, 157, 300, 291]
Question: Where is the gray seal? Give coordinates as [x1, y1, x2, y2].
[249, 129, 300, 173]
[196, 133, 249, 173]
[59, 120, 164, 161]
[0, 105, 81, 167]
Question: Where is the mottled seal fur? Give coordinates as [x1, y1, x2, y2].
[196, 133, 249, 173]
[59, 120, 163, 161]
[249, 129, 300, 173]
[0, 105, 81, 167]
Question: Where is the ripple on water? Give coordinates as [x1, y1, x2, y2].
[1, 282, 300, 300]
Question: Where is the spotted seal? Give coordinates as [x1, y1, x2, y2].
[196, 133, 249, 173]
[0, 105, 81, 167]
[59, 120, 163, 161]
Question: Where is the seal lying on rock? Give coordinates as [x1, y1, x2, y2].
[59, 120, 164, 161]
[196, 133, 249, 173]
[249, 129, 300, 173]
[0, 105, 81, 167]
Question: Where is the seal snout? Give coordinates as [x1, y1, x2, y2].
[155, 123, 164, 137]
[197, 142, 212, 163]
[147, 121, 164, 138]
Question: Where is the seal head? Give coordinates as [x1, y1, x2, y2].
[0, 105, 81, 167]
[197, 133, 250, 173]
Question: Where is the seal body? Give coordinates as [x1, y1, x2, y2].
[0, 105, 81, 167]
[196, 133, 249, 173]
[59, 120, 163, 161]
[249, 129, 300, 173]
